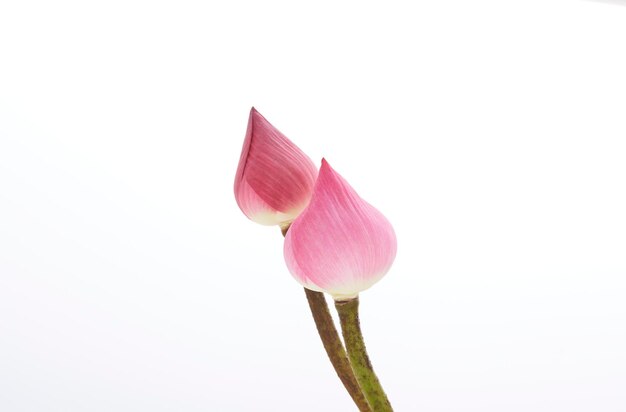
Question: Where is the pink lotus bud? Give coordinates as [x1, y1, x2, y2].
[234, 108, 318, 227]
[284, 159, 397, 300]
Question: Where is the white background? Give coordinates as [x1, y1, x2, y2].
[1, 0, 625, 411]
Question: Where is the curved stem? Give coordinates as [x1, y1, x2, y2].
[304, 288, 372, 411]
[335, 297, 393, 412]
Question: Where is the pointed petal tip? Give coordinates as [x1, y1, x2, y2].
[249, 107, 273, 129]
[249, 106, 261, 120]
[319, 158, 342, 183]
[320, 157, 332, 172]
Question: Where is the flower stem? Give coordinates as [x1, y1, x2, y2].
[303, 288, 372, 411]
[335, 297, 393, 412]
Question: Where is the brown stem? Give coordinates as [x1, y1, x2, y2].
[304, 288, 372, 411]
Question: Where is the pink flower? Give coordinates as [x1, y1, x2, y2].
[284, 159, 397, 300]
[234, 108, 318, 227]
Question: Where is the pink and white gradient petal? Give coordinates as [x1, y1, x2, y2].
[284, 159, 397, 300]
[234, 108, 317, 226]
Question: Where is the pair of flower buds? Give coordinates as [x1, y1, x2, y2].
[234, 108, 397, 300]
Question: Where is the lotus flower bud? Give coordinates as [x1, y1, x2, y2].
[234, 108, 318, 227]
[284, 159, 397, 300]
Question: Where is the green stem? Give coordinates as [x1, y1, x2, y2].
[335, 297, 393, 412]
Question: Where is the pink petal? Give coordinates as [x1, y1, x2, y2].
[284, 159, 397, 300]
[234, 108, 317, 226]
